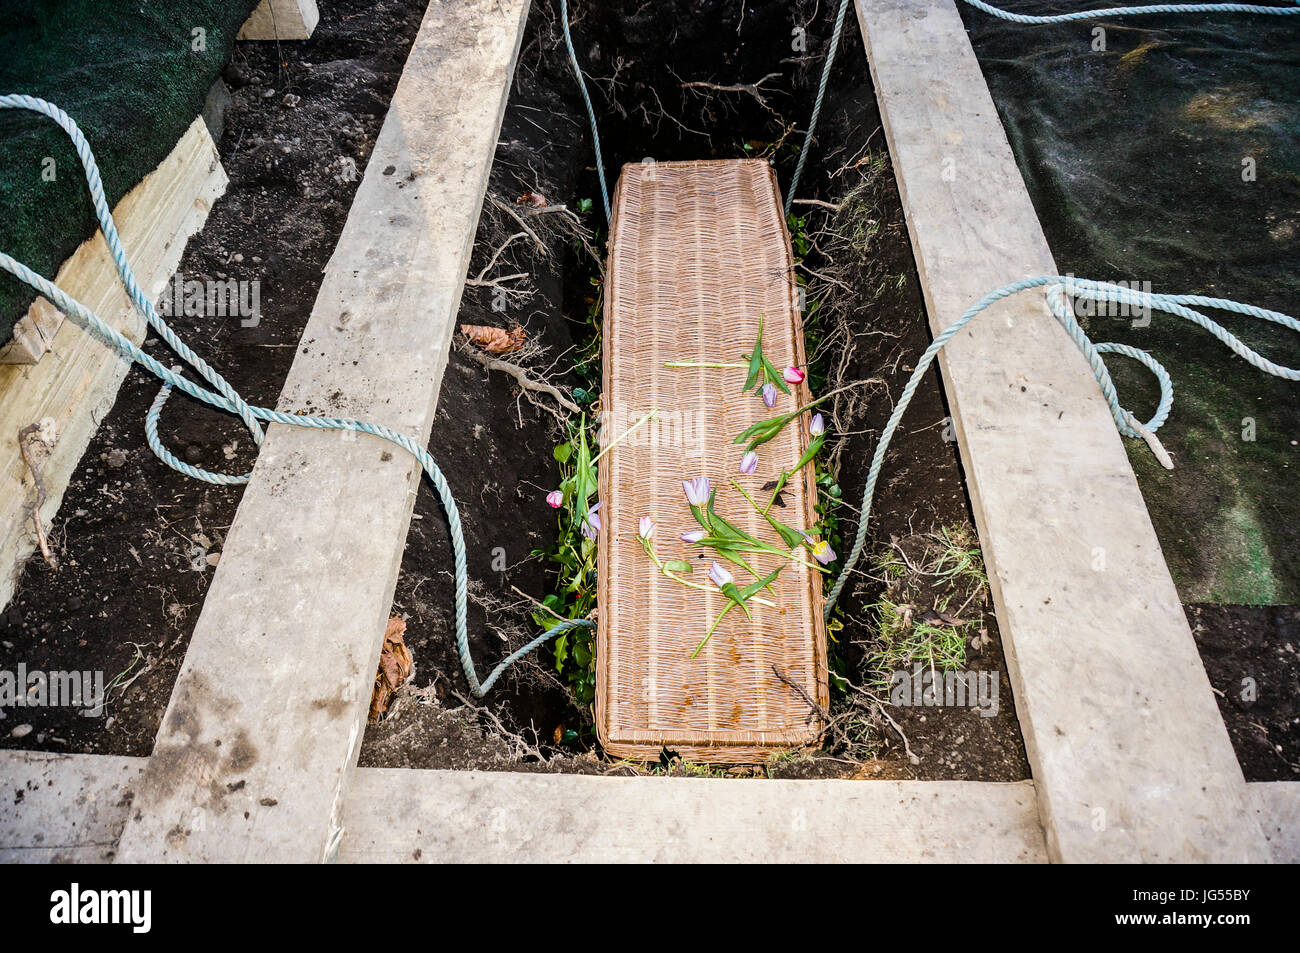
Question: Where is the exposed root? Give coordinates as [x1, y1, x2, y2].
[488, 193, 549, 257]
[463, 231, 534, 304]
[681, 71, 784, 116]
[18, 423, 57, 570]
[459, 339, 582, 417]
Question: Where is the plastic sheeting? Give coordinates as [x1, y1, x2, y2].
[0, 0, 259, 340]
[961, 1, 1299, 602]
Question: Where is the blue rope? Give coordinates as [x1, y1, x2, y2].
[787, 0, 852, 216]
[0, 93, 590, 698]
[559, 0, 610, 223]
[961, 0, 1300, 23]
[822, 276, 1300, 616]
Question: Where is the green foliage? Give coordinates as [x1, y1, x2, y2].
[787, 212, 812, 261]
[788, 207, 849, 693]
[866, 596, 970, 686]
[741, 315, 791, 396]
[531, 417, 601, 704]
[864, 526, 990, 689]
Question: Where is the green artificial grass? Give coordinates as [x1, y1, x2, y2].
[0, 0, 260, 342]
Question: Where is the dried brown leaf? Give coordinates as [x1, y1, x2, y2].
[369, 616, 414, 723]
[461, 323, 526, 355]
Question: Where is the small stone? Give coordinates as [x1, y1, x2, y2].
[185, 444, 203, 464]
[282, 93, 301, 108]
[222, 63, 251, 89]
[10, 724, 32, 739]
[102, 448, 128, 469]
[206, 552, 221, 568]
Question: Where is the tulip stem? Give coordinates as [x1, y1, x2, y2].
[663, 361, 748, 369]
[592, 409, 658, 465]
[643, 544, 776, 608]
[733, 544, 829, 574]
[691, 603, 735, 658]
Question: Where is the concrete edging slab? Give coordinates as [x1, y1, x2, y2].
[853, 0, 1267, 862]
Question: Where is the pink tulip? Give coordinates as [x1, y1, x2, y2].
[581, 501, 603, 540]
[546, 490, 563, 508]
[708, 561, 734, 588]
[804, 533, 836, 565]
[682, 477, 711, 506]
[638, 516, 655, 540]
[783, 366, 806, 384]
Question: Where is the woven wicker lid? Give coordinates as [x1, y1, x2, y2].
[596, 158, 828, 763]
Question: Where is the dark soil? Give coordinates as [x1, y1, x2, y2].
[1188, 603, 1300, 781]
[5, 0, 1285, 785]
[0, 0, 1023, 783]
[0, 0, 431, 753]
[361, 0, 1030, 781]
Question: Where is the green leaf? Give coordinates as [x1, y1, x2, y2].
[738, 566, 783, 601]
[767, 515, 805, 550]
[761, 353, 791, 394]
[690, 534, 764, 579]
[788, 434, 825, 476]
[733, 416, 785, 450]
[719, 581, 751, 620]
[743, 316, 765, 393]
[553, 442, 573, 464]
[662, 560, 693, 574]
[704, 490, 762, 547]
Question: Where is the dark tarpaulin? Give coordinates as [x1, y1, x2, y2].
[959, 0, 1300, 602]
[0, 0, 260, 341]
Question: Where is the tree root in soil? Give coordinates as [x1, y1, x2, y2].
[459, 341, 582, 417]
[18, 423, 58, 570]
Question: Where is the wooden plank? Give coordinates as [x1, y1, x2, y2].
[1250, 781, 1300, 863]
[113, 0, 531, 864]
[2, 749, 1291, 863]
[0, 296, 64, 365]
[0, 751, 144, 864]
[1, 751, 1043, 863]
[853, 0, 1268, 862]
[340, 769, 1047, 863]
[238, 0, 320, 41]
[0, 118, 226, 611]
